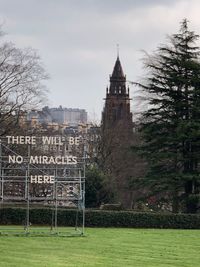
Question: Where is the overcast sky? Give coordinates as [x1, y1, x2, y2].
[0, 0, 200, 121]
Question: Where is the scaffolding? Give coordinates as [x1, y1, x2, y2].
[0, 135, 85, 236]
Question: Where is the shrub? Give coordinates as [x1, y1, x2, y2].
[1, 208, 200, 229]
[99, 203, 123, 211]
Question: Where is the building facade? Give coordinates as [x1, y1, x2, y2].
[27, 106, 87, 127]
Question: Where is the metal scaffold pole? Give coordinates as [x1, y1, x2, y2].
[25, 173, 30, 233]
[25, 145, 31, 233]
[0, 139, 5, 221]
[82, 143, 86, 235]
[0, 139, 2, 209]
[54, 167, 58, 233]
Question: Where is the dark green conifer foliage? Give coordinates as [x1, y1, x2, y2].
[138, 19, 200, 213]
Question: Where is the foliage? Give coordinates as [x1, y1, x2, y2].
[1, 208, 200, 229]
[99, 123, 146, 209]
[85, 166, 114, 208]
[136, 19, 200, 213]
[99, 203, 123, 210]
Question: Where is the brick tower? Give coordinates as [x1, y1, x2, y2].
[102, 56, 132, 129]
[100, 56, 135, 208]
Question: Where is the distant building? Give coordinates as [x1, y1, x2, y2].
[102, 55, 132, 129]
[27, 106, 87, 127]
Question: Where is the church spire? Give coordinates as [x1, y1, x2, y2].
[102, 55, 132, 127]
[109, 55, 127, 95]
[110, 44, 125, 79]
[111, 56, 125, 79]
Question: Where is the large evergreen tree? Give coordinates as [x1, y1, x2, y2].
[137, 19, 200, 213]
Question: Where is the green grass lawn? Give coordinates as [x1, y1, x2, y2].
[0, 227, 200, 267]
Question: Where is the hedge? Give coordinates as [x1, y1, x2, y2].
[1, 208, 200, 229]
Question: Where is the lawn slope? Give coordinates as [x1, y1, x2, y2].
[0, 228, 200, 267]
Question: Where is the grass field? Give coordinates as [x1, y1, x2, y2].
[0, 227, 200, 267]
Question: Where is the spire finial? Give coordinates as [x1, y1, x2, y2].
[117, 44, 119, 58]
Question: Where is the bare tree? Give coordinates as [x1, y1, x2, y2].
[0, 34, 48, 135]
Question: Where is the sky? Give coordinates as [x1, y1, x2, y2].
[0, 0, 200, 122]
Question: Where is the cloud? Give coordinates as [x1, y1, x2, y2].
[0, 0, 200, 119]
